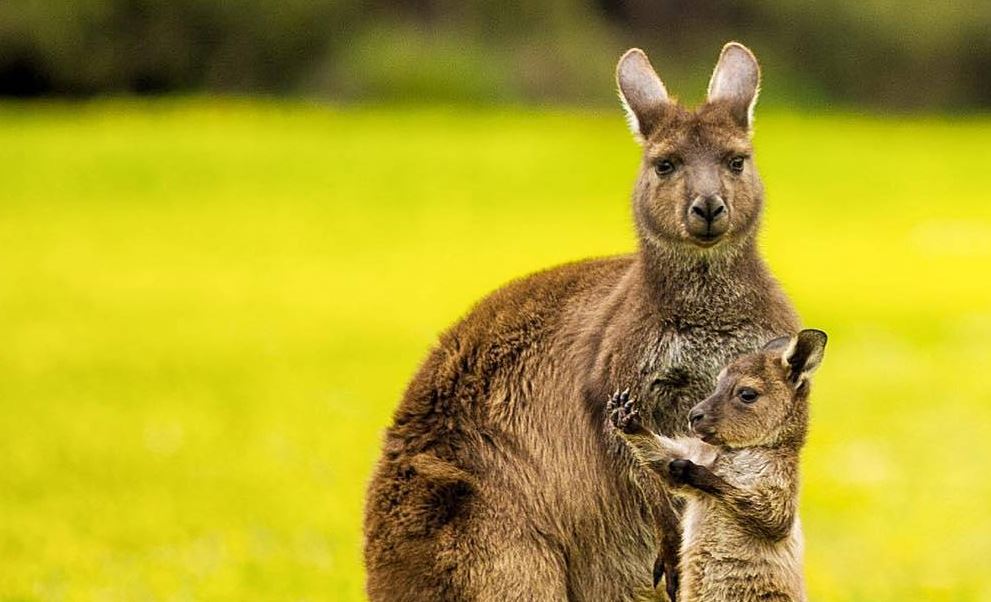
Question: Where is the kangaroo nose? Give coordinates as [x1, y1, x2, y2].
[688, 407, 705, 427]
[689, 196, 727, 224]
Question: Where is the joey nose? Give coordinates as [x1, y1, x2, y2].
[688, 407, 705, 427]
[689, 195, 727, 224]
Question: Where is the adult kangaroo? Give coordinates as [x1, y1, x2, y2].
[364, 42, 800, 601]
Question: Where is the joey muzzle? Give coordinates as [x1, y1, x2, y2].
[688, 399, 720, 442]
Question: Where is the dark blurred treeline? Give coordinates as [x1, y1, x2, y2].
[1, 0, 988, 108]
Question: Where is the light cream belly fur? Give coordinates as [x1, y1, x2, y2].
[678, 502, 806, 602]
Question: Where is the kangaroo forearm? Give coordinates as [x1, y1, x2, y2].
[621, 431, 686, 467]
[722, 491, 796, 541]
[670, 461, 736, 496]
[676, 471, 793, 540]
[673, 463, 795, 541]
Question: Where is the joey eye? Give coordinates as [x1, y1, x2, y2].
[728, 156, 745, 173]
[738, 387, 759, 403]
[655, 160, 676, 176]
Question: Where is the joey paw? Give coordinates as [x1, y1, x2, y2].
[668, 459, 693, 483]
[608, 389, 642, 434]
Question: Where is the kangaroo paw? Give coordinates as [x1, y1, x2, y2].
[608, 389, 643, 434]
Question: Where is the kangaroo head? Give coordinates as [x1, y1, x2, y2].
[687, 329, 827, 449]
[617, 43, 764, 252]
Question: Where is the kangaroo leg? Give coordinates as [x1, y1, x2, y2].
[465, 540, 569, 602]
[654, 490, 682, 602]
[366, 455, 567, 601]
[609, 390, 683, 601]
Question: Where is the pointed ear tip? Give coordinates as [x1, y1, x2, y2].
[722, 42, 757, 59]
[617, 48, 650, 74]
[618, 48, 645, 64]
[799, 329, 829, 347]
[719, 42, 761, 77]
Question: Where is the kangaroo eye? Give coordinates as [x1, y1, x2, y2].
[728, 156, 745, 173]
[655, 160, 676, 176]
[738, 388, 759, 403]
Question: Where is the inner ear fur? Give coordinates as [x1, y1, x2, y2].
[781, 329, 828, 384]
[762, 335, 791, 353]
[705, 42, 761, 130]
[616, 48, 670, 142]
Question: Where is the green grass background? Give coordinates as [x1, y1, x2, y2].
[1, 100, 989, 600]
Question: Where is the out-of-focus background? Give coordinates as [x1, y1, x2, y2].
[1, 1, 990, 600]
[2, 0, 990, 108]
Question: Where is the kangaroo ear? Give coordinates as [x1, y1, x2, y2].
[781, 329, 828, 386]
[616, 49, 669, 143]
[762, 335, 791, 353]
[706, 42, 760, 129]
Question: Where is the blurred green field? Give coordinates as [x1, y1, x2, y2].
[0, 100, 989, 601]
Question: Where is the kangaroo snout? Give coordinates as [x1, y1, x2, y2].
[690, 195, 726, 222]
[688, 401, 720, 443]
[686, 195, 729, 243]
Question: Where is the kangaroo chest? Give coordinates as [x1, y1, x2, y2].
[640, 325, 773, 435]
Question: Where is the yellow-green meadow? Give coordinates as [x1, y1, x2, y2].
[1, 101, 989, 600]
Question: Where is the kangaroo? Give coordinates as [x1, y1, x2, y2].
[609, 329, 827, 602]
[364, 43, 800, 601]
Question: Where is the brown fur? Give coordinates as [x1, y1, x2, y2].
[609, 330, 827, 602]
[364, 43, 800, 601]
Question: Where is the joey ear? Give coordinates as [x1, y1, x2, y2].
[616, 49, 669, 143]
[761, 335, 791, 353]
[706, 42, 760, 129]
[781, 329, 828, 385]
